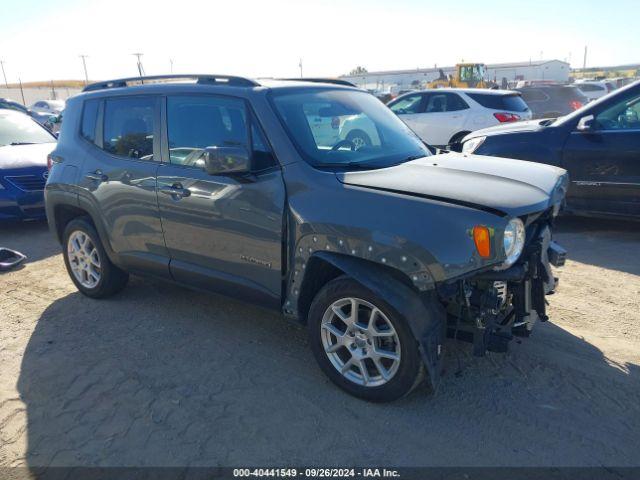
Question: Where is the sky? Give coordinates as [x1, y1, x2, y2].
[0, 0, 638, 82]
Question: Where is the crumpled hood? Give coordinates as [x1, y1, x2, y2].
[464, 118, 553, 140]
[0, 143, 55, 170]
[337, 153, 568, 217]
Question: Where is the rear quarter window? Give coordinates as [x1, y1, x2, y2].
[577, 84, 605, 92]
[80, 99, 100, 143]
[466, 93, 529, 112]
[519, 89, 549, 102]
[553, 87, 589, 102]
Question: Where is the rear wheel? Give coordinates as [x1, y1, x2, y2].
[63, 217, 128, 298]
[308, 276, 424, 402]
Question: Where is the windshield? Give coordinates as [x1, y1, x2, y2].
[271, 89, 430, 168]
[459, 65, 485, 83]
[0, 112, 55, 146]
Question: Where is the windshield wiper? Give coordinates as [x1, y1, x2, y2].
[319, 162, 378, 170]
[10, 142, 37, 146]
[401, 154, 426, 162]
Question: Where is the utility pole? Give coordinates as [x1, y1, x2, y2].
[18, 78, 25, 105]
[298, 58, 303, 78]
[0, 59, 8, 89]
[583, 46, 588, 70]
[170, 58, 174, 74]
[132, 53, 145, 77]
[79, 55, 89, 85]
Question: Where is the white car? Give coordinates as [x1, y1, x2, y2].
[382, 88, 532, 149]
[29, 99, 65, 115]
[574, 80, 615, 101]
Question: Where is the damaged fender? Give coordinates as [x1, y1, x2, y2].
[311, 251, 446, 389]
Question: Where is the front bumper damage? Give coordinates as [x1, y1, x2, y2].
[439, 221, 567, 356]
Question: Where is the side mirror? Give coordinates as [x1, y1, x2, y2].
[203, 145, 251, 175]
[576, 115, 595, 132]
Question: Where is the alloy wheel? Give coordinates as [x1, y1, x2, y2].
[67, 231, 101, 289]
[320, 297, 401, 387]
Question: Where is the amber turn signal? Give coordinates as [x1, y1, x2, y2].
[473, 225, 491, 258]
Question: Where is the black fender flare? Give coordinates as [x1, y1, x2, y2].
[313, 251, 446, 390]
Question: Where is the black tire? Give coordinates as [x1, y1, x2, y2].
[345, 130, 372, 150]
[308, 276, 425, 402]
[62, 217, 128, 298]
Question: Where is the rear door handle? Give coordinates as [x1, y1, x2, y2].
[159, 185, 191, 199]
[85, 170, 108, 182]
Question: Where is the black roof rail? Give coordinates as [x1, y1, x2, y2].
[83, 74, 259, 92]
[276, 78, 357, 87]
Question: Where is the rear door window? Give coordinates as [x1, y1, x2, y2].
[424, 92, 469, 112]
[466, 93, 529, 112]
[103, 97, 157, 160]
[166, 95, 248, 169]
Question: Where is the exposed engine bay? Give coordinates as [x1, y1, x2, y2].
[438, 211, 567, 356]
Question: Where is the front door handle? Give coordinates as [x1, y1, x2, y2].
[85, 170, 108, 182]
[159, 184, 191, 199]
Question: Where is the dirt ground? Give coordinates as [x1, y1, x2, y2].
[0, 216, 639, 469]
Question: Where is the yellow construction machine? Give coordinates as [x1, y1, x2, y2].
[428, 63, 495, 89]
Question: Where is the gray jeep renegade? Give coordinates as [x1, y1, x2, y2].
[45, 74, 568, 402]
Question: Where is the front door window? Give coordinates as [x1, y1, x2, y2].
[595, 93, 640, 130]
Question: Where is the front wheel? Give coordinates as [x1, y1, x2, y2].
[308, 276, 425, 402]
[345, 130, 372, 151]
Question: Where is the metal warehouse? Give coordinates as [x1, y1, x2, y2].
[341, 59, 570, 90]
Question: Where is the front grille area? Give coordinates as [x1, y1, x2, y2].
[3, 175, 46, 192]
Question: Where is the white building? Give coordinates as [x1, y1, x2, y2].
[341, 60, 570, 90]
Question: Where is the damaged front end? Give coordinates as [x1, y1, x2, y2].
[438, 211, 567, 356]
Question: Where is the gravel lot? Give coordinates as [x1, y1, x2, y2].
[0, 217, 639, 469]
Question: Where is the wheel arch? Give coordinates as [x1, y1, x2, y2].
[448, 130, 472, 151]
[52, 199, 118, 264]
[297, 251, 446, 390]
[52, 203, 90, 243]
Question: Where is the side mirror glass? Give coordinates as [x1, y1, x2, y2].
[203, 146, 251, 175]
[576, 114, 595, 132]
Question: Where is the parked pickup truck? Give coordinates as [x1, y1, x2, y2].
[45, 75, 568, 402]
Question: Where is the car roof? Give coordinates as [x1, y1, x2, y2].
[422, 87, 518, 95]
[392, 88, 519, 102]
[517, 84, 578, 89]
[80, 75, 358, 96]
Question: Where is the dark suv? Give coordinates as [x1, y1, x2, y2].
[462, 80, 640, 218]
[515, 85, 589, 119]
[45, 75, 568, 402]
